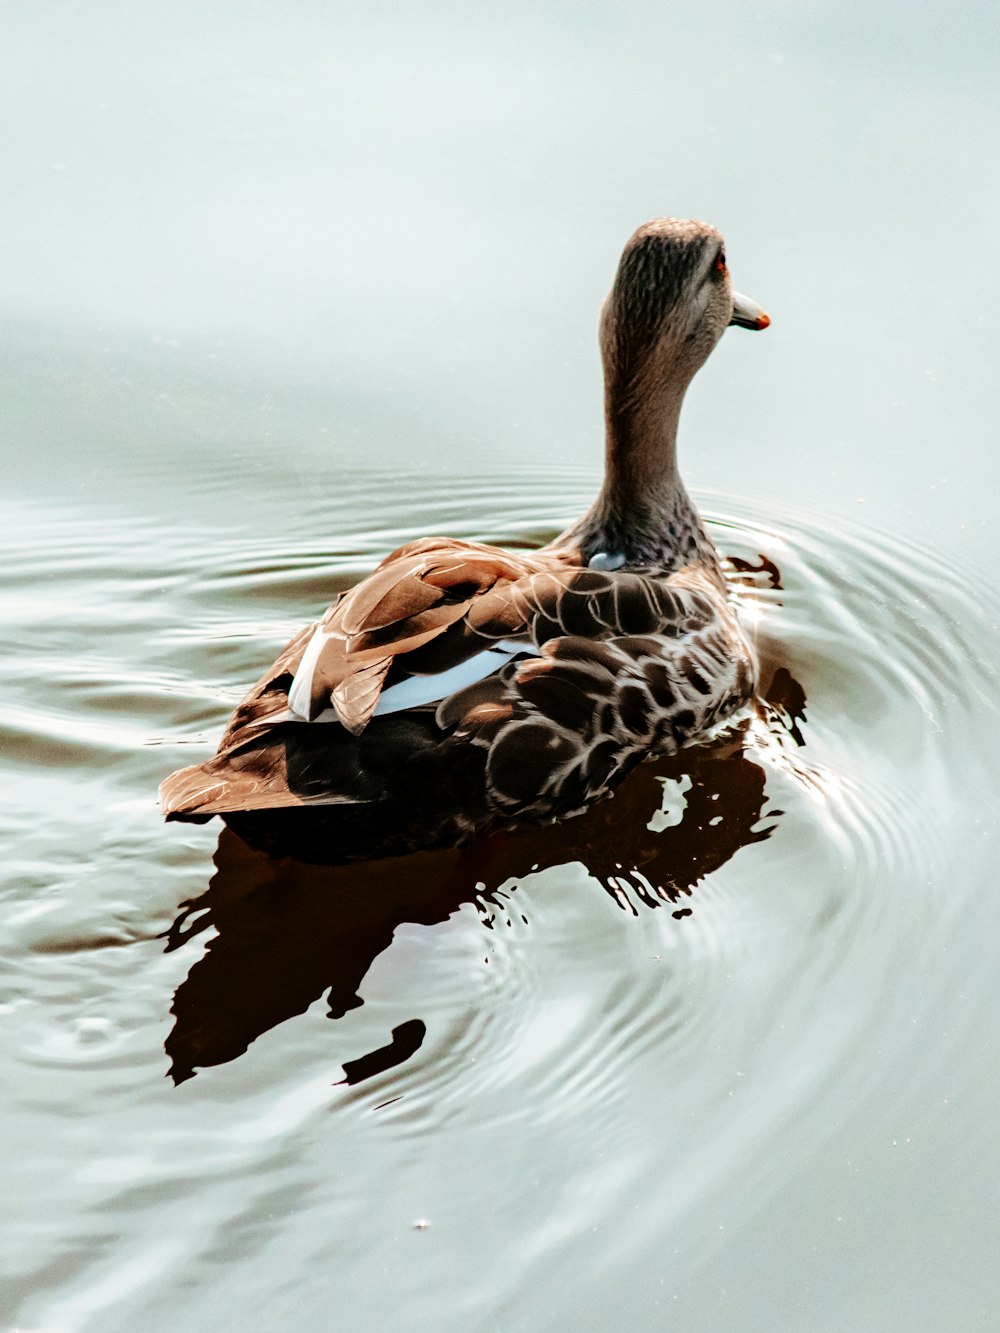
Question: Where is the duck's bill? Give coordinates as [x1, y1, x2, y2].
[729, 292, 771, 330]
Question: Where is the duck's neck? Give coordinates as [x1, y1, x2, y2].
[566, 373, 719, 577]
[602, 378, 685, 513]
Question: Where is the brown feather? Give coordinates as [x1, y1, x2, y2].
[435, 674, 513, 730]
[465, 583, 533, 638]
[341, 569, 447, 636]
[348, 602, 472, 657]
[420, 548, 529, 589]
[332, 656, 392, 734]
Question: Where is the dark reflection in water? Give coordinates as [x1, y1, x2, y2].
[337, 1019, 427, 1086]
[163, 668, 804, 1085]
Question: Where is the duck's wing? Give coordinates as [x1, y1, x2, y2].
[159, 538, 539, 820]
[280, 537, 551, 732]
[284, 539, 723, 735]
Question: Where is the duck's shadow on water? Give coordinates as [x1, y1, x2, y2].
[161, 666, 806, 1086]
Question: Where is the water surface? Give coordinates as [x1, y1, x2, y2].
[3, 467, 999, 1331]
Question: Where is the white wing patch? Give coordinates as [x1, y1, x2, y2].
[288, 630, 528, 724]
[373, 644, 524, 717]
[287, 623, 329, 720]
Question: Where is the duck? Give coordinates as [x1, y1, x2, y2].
[160, 218, 770, 862]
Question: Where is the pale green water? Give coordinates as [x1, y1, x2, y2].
[2, 4, 1000, 1331]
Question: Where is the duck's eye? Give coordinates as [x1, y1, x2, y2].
[714, 251, 727, 274]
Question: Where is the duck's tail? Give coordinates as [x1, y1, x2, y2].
[159, 745, 375, 822]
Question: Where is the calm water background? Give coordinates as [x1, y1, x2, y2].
[3, 3, 1000, 1330]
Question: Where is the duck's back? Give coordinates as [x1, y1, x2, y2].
[159, 536, 755, 863]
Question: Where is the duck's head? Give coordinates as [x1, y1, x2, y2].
[600, 218, 769, 408]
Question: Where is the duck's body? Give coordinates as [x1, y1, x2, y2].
[160, 218, 769, 861]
